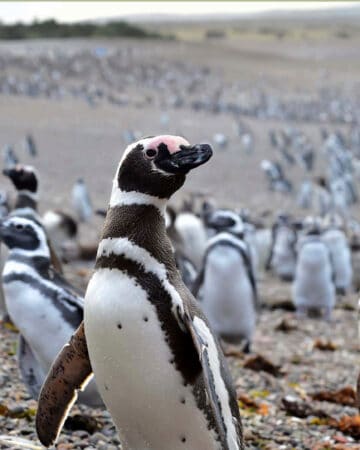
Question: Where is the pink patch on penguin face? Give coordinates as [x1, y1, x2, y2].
[146, 135, 190, 154]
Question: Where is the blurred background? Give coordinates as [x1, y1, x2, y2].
[0, 3, 360, 449]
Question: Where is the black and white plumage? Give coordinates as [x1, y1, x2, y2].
[260, 160, 292, 193]
[193, 209, 258, 352]
[292, 227, 335, 320]
[3, 164, 39, 216]
[322, 225, 352, 295]
[0, 216, 101, 405]
[36, 135, 244, 450]
[71, 178, 93, 223]
[3, 144, 19, 169]
[0, 190, 10, 219]
[24, 134, 38, 157]
[266, 215, 297, 281]
[42, 210, 78, 256]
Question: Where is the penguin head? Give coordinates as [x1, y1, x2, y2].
[0, 216, 49, 257]
[3, 164, 38, 193]
[116, 135, 213, 199]
[207, 209, 245, 237]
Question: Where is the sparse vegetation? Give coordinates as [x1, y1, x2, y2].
[0, 19, 169, 40]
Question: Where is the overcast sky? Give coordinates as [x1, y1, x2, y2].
[0, 2, 356, 24]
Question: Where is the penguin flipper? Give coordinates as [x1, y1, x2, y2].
[36, 322, 93, 447]
[183, 313, 228, 444]
[18, 335, 46, 400]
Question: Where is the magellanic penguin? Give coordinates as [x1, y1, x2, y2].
[266, 214, 298, 281]
[72, 178, 93, 223]
[193, 209, 258, 352]
[165, 205, 197, 291]
[36, 135, 244, 450]
[0, 215, 101, 405]
[322, 221, 352, 295]
[292, 224, 335, 320]
[3, 164, 63, 272]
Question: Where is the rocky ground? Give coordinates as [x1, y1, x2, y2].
[0, 270, 358, 450]
[0, 17, 360, 449]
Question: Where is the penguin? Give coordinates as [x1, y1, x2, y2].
[322, 223, 352, 295]
[0, 215, 101, 405]
[36, 135, 244, 450]
[165, 205, 197, 291]
[175, 209, 208, 271]
[72, 178, 93, 223]
[193, 209, 258, 352]
[292, 224, 335, 320]
[3, 144, 18, 169]
[3, 164, 63, 272]
[42, 210, 78, 256]
[24, 134, 37, 157]
[350, 233, 360, 292]
[266, 214, 297, 281]
[297, 179, 313, 209]
[3, 164, 39, 216]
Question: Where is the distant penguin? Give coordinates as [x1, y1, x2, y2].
[42, 210, 78, 256]
[24, 134, 37, 157]
[36, 135, 244, 450]
[0, 191, 10, 219]
[72, 178, 93, 223]
[322, 225, 352, 295]
[293, 226, 335, 320]
[350, 234, 360, 292]
[3, 144, 18, 169]
[297, 179, 313, 209]
[3, 165, 38, 215]
[254, 226, 272, 274]
[266, 215, 297, 281]
[3, 164, 63, 273]
[175, 210, 208, 270]
[194, 209, 258, 352]
[165, 205, 197, 290]
[0, 215, 102, 406]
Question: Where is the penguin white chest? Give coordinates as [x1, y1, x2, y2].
[201, 247, 256, 340]
[84, 269, 220, 450]
[3, 278, 74, 371]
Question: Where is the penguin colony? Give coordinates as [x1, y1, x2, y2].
[0, 130, 359, 449]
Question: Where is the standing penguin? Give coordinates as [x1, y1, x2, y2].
[72, 178, 93, 223]
[36, 136, 244, 450]
[322, 222, 352, 295]
[266, 214, 297, 281]
[0, 216, 101, 406]
[193, 209, 258, 352]
[175, 209, 208, 271]
[292, 224, 335, 320]
[3, 164, 63, 272]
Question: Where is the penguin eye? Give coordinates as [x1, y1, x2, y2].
[15, 223, 24, 231]
[145, 148, 158, 159]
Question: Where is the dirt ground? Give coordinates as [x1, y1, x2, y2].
[0, 19, 359, 449]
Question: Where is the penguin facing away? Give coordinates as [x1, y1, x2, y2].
[0, 216, 101, 406]
[193, 209, 258, 353]
[292, 226, 335, 320]
[36, 135, 244, 450]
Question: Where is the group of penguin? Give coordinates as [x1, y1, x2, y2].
[0, 134, 359, 450]
[261, 126, 360, 222]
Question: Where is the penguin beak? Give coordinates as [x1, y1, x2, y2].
[158, 144, 213, 174]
